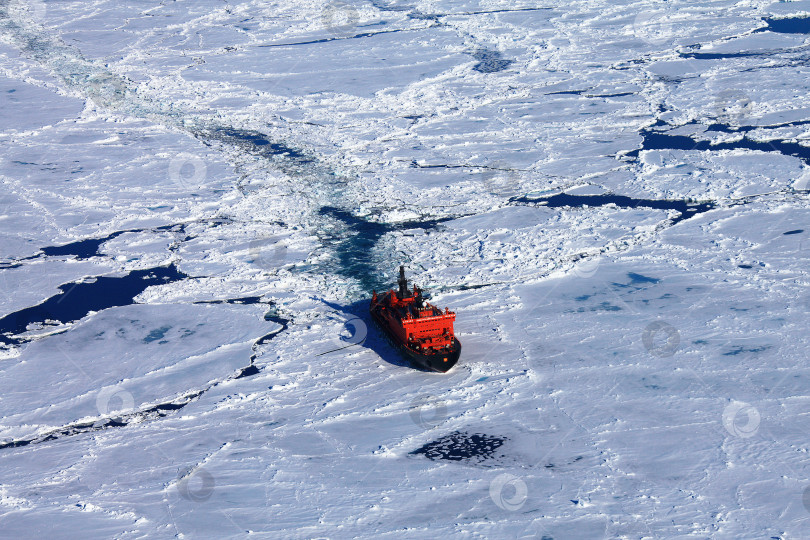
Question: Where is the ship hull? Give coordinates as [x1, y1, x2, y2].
[370, 304, 461, 373]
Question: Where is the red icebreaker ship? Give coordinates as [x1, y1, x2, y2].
[370, 266, 461, 372]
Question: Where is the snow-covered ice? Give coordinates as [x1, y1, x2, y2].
[1, 0, 810, 537]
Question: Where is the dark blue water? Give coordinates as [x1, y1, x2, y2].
[625, 272, 660, 285]
[201, 127, 315, 167]
[258, 26, 412, 48]
[12, 231, 130, 263]
[0, 388, 205, 450]
[722, 345, 772, 356]
[456, 283, 492, 291]
[234, 365, 261, 379]
[758, 16, 810, 34]
[246, 309, 290, 365]
[39, 232, 127, 260]
[194, 296, 266, 305]
[681, 51, 762, 60]
[514, 193, 715, 225]
[410, 431, 507, 463]
[143, 326, 171, 343]
[0, 265, 187, 345]
[633, 129, 810, 166]
[471, 49, 513, 73]
[546, 90, 635, 98]
[0, 301, 291, 449]
[599, 92, 635, 98]
[2, 221, 214, 266]
[680, 16, 810, 60]
[318, 206, 455, 292]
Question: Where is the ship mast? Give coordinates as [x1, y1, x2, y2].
[397, 265, 408, 299]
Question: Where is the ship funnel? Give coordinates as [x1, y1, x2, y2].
[398, 265, 408, 298]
